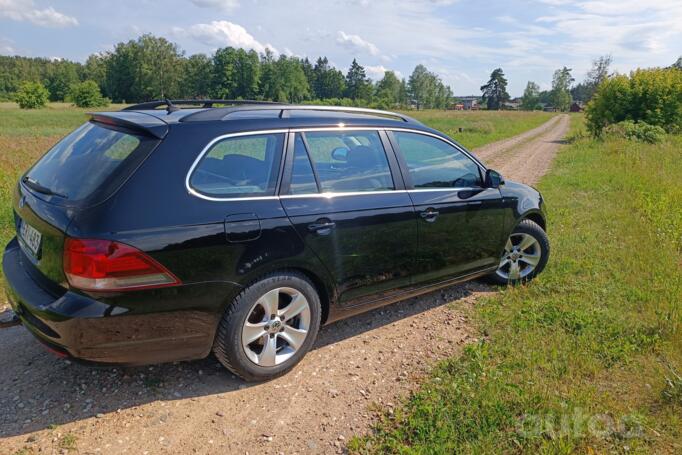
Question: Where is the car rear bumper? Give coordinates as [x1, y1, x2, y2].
[3, 237, 227, 365]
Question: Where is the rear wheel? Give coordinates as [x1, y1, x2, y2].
[213, 272, 321, 381]
[489, 219, 549, 285]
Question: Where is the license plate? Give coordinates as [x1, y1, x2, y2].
[19, 220, 42, 258]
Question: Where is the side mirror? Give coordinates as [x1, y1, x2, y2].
[331, 147, 348, 162]
[485, 169, 505, 188]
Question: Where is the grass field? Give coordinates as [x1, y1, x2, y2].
[350, 117, 682, 453]
[408, 109, 555, 149]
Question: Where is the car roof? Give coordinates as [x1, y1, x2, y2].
[89, 100, 451, 140]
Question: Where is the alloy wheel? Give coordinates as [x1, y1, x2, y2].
[495, 232, 542, 281]
[241, 287, 312, 367]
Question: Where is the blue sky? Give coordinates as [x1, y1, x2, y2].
[1, 0, 681, 96]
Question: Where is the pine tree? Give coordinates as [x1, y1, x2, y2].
[344, 59, 371, 101]
[480, 68, 510, 110]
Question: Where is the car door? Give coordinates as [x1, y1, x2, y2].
[183, 130, 309, 285]
[388, 130, 507, 285]
[279, 129, 418, 307]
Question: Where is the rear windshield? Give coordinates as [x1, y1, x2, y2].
[25, 122, 158, 203]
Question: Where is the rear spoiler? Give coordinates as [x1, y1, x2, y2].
[88, 112, 169, 139]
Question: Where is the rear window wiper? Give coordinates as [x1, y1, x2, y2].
[22, 176, 68, 199]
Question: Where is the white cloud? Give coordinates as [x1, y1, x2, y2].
[535, 0, 682, 59]
[174, 20, 277, 54]
[0, 0, 78, 27]
[364, 65, 402, 80]
[336, 31, 380, 56]
[189, 0, 239, 12]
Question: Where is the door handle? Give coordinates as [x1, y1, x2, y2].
[307, 220, 336, 234]
[419, 209, 439, 222]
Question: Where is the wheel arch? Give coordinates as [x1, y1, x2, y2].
[521, 210, 546, 231]
[284, 266, 332, 325]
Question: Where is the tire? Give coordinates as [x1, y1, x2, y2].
[213, 271, 322, 381]
[488, 219, 550, 286]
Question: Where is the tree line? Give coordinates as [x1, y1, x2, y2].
[481, 56, 681, 112]
[518, 57, 606, 111]
[478, 57, 610, 112]
[0, 33, 452, 109]
[4, 33, 679, 112]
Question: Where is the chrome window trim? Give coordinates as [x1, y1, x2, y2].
[186, 126, 486, 202]
[279, 187, 478, 199]
[407, 187, 480, 193]
[280, 189, 404, 199]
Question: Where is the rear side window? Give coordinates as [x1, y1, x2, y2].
[189, 133, 284, 198]
[291, 130, 394, 193]
[25, 122, 157, 202]
[393, 132, 482, 188]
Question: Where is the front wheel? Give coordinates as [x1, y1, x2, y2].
[489, 219, 550, 285]
[213, 272, 321, 381]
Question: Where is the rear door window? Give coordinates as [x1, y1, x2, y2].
[189, 133, 285, 198]
[25, 122, 158, 202]
[293, 130, 394, 193]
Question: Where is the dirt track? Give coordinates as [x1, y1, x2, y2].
[0, 114, 569, 455]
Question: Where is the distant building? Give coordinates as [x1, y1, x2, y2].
[569, 102, 583, 112]
[503, 100, 521, 110]
[454, 96, 480, 110]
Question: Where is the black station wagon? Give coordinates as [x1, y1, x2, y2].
[3, 100, 549, 381]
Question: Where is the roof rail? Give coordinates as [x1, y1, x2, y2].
[277, 105, 420, 124]
[180, 104, 422, 124]
[122, 99, 285, 113]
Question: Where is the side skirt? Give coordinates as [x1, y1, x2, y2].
[324, 266, 497, 324]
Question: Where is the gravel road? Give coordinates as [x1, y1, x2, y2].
[0, 114, 569, 455]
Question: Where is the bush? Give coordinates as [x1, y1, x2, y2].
[15, 81, 49, 109]
[603, 120, 667, 143]
[586, 67, 682, 136]
[69, 80, 109, 108]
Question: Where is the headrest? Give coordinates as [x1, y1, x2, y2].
[346, 145, 383, 168]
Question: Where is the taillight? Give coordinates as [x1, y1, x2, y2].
[63, 238, 181, 292]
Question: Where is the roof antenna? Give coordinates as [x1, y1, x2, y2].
[165, 99, 180, 114]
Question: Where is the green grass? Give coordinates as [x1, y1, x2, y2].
[408, 110, 555, 149]
[350, 117, 682, 453]
[58, 433, 78, 452]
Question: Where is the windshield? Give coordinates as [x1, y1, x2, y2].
[25, 122, 158, 202]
